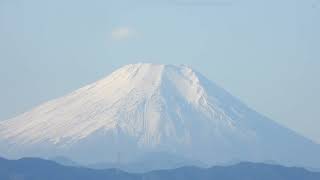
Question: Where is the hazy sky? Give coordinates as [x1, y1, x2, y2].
[0, 0, 319, 143]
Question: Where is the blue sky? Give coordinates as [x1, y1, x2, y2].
[0, 0, 319, 143]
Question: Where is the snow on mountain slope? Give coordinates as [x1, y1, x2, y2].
[0, 63, 319, 168]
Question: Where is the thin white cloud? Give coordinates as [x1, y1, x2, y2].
[111, 27, 131, 40]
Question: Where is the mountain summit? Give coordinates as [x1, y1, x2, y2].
[0, 63, 319, 168]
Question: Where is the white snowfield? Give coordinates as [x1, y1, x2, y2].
[0, 63, 319, 168]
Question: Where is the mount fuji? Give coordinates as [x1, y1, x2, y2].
[0, 63, 319, 169]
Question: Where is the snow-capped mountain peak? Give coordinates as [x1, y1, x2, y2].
[0, 63, 319, 169]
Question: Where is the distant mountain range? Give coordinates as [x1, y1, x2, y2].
[1, 157, 320, 180]
[50, 152, 206, 173]
[86, 152, 207, 173]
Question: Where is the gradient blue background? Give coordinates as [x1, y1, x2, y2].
[0, 0, 319, 143]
